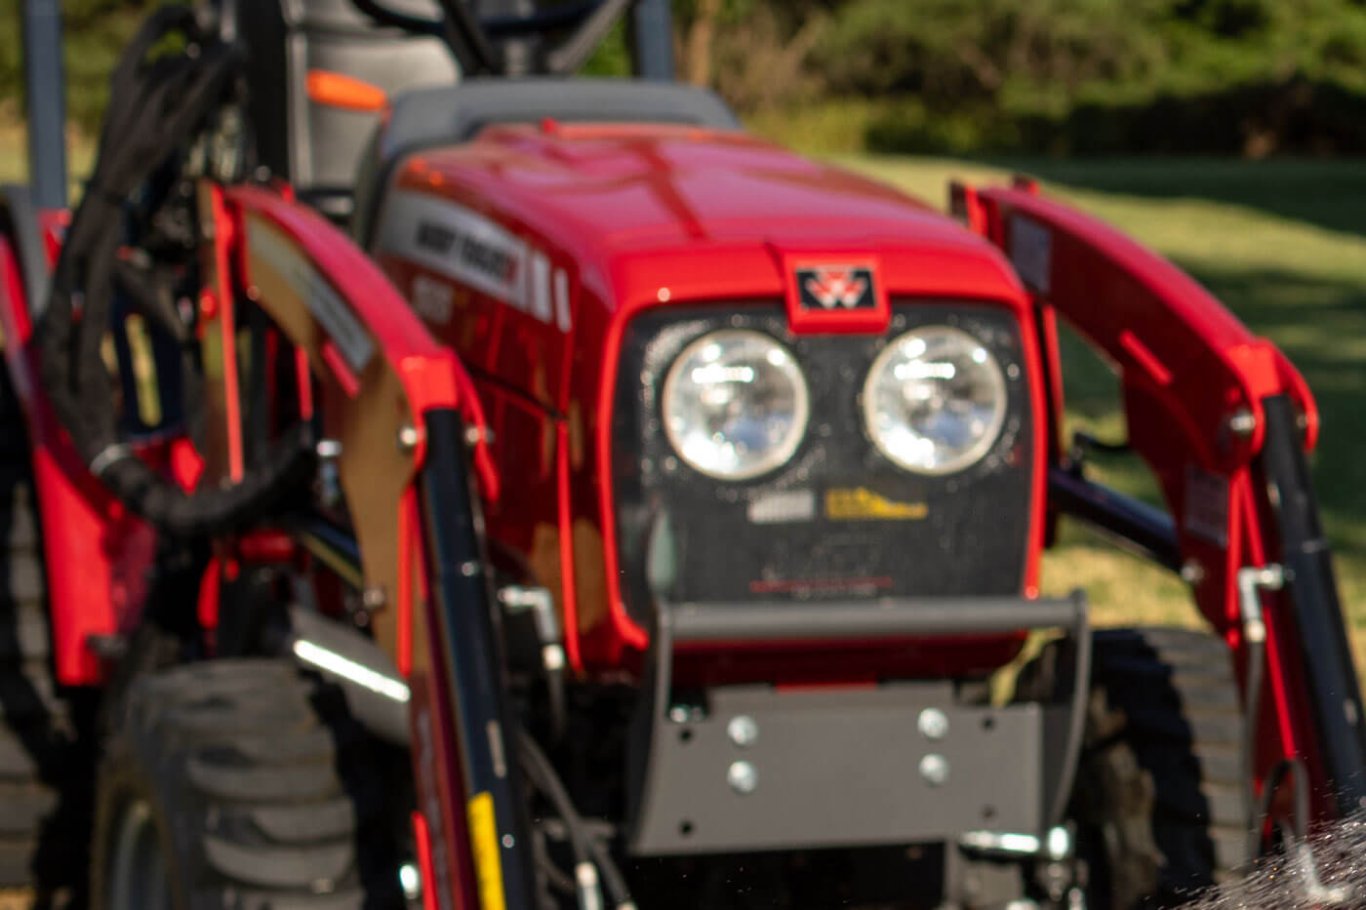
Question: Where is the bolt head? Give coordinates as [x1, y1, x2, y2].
[1180, 559, 1206, 586]
[918, 707, 949, 741]
[397, 424, 422, 453]
[919, 753, 950, 787]
[1228, 407, 1257, 439]
[1046, 825, 1072, 860]
[727, 760, 759, 795]
[727, 715, 759, 748]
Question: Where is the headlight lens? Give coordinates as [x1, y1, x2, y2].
[863, 326, 1007, 475]
[662, 330, 810, 481]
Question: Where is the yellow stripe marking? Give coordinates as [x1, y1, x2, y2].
[467, 792, 507, 910]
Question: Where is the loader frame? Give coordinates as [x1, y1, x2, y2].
[954, 180, 1366, 821]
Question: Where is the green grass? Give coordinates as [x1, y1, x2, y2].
[836, 155, 1366, 671]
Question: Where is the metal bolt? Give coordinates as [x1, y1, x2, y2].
[362, 585, 387, 612]
[316, 438, 342, 459]
[1045, 825, 1072, 861]
[727, 715, 759, 748]
[459, 561, 481, 577]
[668, 706, 690, 724]
[399, 863, 421, 900]
[918, 708, 949, 741]
[727, 761, 758, 795]
[1228, 407, 1257, 439]
[465, 425, 494, 447]
[1180, 559, 1206, 586]
[919, 753, 950, 787]
[397, 424, 422, 453]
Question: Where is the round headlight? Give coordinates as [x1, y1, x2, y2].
[862, 326, 1008, 475]
[662, 330, 809, 481]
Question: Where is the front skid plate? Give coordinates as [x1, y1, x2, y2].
[629, 682, 1066, 855]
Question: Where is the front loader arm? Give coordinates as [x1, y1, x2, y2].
[204, 183, 537, 910]
[953, 181, 1366, 822]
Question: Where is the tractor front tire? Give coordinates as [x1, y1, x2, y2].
[1072, 627, 1252, 909]
[90, 659, 406, 910]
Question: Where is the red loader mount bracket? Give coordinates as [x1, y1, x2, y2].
[0, 1, 1363, 909]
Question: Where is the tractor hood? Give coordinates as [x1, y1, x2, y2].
[382, 123, 1027, 306]
[374, 122, 1031, 417]
[400, 124, 957, 246]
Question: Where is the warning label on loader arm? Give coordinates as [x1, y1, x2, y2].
[467, 791, 508, 910]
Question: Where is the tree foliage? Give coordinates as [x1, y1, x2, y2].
[4, 0, 1366, 154]
[2, 1, 160, 130]
[777, 0, 1366, 154]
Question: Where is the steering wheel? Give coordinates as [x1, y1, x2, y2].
[351, 0, 635, 76]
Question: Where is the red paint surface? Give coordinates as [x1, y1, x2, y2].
[969, 185, 1330, 819]
[411, 811, 439, 910]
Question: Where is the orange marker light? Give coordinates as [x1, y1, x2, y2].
[306, 70, 388, 113]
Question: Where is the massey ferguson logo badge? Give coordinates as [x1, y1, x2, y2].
[797, 266, 877, 311]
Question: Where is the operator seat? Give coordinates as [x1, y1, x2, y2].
[234, 0, 459, 222]
[351, 78, 741, 246]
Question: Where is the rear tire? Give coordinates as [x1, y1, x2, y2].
[90, 659, 407, 910]
[0, 363, 88, 900]
[1071, 627, 1252, 908]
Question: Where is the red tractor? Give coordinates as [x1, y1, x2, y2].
[2, 1, 1363, 908]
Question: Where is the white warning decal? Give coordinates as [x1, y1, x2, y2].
[248, 221, 375, 372]
[1184, 465, 1230, 547]
[376, 190, 572, 332]
[1009, 214, 1052, 295]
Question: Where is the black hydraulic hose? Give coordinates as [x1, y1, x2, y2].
[586, 831, 632, 910]
[519, 731, 635, 910]
[1253, 757, 1312, 856]
[546, 665, 568, 743]
[42, 7, 312, 537]
[517, 731, 599, 910]
[531, 826, 577, 896]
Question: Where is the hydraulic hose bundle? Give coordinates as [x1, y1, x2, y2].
[42, 7, 312, 536]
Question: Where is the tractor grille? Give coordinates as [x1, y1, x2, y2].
[610, 302, 1035, 625]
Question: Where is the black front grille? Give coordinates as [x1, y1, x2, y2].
[611, 302, 1035, 624]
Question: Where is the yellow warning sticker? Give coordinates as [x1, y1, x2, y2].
[825, 487, 928, 521]
[467, 792, 507, 910]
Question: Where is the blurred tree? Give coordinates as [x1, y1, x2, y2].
[4, 0, 1366, 154]
[2, 0, 161, 131]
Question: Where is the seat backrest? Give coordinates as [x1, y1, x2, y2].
[236, 0, 459, 220]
